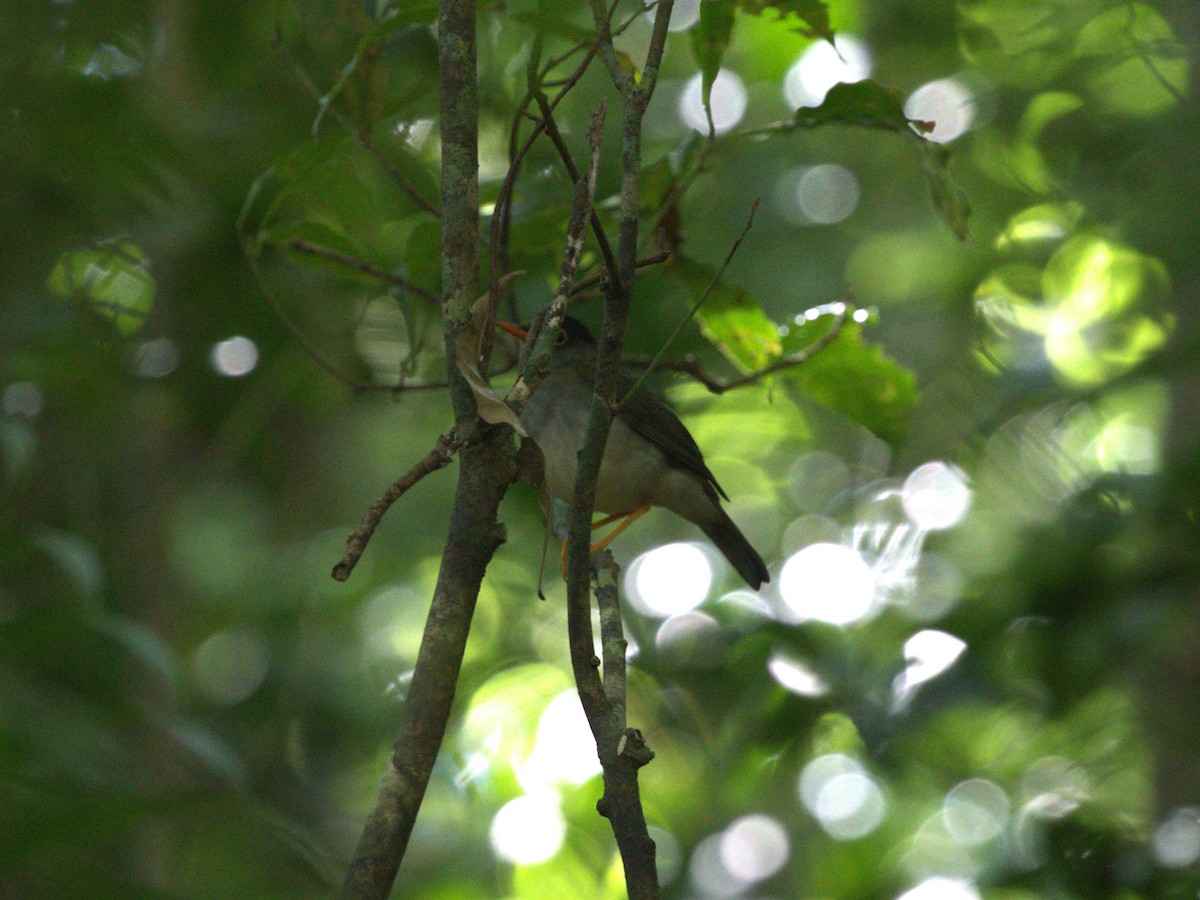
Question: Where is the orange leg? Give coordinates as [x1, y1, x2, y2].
[560, 502, 653, 578]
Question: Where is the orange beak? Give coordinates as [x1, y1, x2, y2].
[497, 321, 528, 340]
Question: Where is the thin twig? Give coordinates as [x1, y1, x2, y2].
[286, 238, 441, 306]
[242, 250, 374, 390]
[559, 5, 675, 898]
[506, 102, 607, 414]
[615, 198, 760, 411]
[339, 3, 506, 896]
[594, 551, 627, 715]
[271, 25, 439, 217]
[488, 3, 617, 296]
[569, 251, 671, 299]
[532, 91, 620, 282]
[332, 432, 467, 582]
[627, 305, 852, 394]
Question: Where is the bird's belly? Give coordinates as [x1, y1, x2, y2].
[537, 418, 667, 516]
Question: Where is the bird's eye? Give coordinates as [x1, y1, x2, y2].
[556, 329, 568, 346]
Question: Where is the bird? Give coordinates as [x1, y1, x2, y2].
[499, 316, 770, 589]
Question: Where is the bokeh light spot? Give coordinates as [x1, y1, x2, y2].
[784, 35, 873, 108]
[799, 754, 887, 840]
[654, 610, 724, 667]
[135, 337, 179, 378]
[679, 70, 748, 134]
[799, 164, 860, 224]
[942, 779, 1011, 846]
[897, 877, 982, 900]
[653, 0, 700, 31]
[190, 628, 269, 706]
[649, 826, 684, 885]
[489, 792, 565, 864]
[521, 690, 603, 788]
[3, 381, 44, 418]
[904, 630, 967, 686]
[688, 832, 749, 898]
[719, 813, 790, 882]
[211, 335, 259, 377]
[628, 542, 713, 617]
[1153, 807, 1200, 868]
[779, 543, 877, 625]
[902, 462, 972, 531]
[905, 78, 975, 143]
[787, 450, 851, 512]
[767, 652, 829, 697]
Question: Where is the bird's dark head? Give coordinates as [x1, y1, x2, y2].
[498, 315, 597, 349]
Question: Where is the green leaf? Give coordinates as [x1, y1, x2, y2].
[690, 1, 736, 135]
[46, 241, 156, 337]
[792, 79, 928, 132]
[791, 81, 971, 239]
[677, 259, 781, 371]
[784, 316, 918, 446]
[738, 0, 835, 43]
[404, 218, 441, 295]
[258, 221, 369, 282]
[921, 144, 972, 241]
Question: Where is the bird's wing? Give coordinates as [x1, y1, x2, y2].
[617, 378, 729, 502]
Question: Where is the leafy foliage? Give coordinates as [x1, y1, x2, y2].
[3, 0, 1199, 897]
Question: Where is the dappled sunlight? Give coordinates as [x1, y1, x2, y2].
[489, 792, 565, 865]
[3, 381, 44, 418]
[190, 628, 269, 706]
[1020, 755, 1091, 821]
[654, 610, 724, 668]
[892, 630, 968, 710]
[647, 825, 684, 885]
[211, 335, 259, 377]
[901, 463, 972, 531]
[903, 553, 964, 621]
[9, 0, 1194, 894]
[896, 876, 981, 900]
[941, 779, 1011, 847]
[783, 35, 873, 108]
[134, 337, 180, 378]
[687, 832, 748, 898]
[658, 0, 700, 32]
[905, 77, 976, 144]
[774, 164, 861, 225]
[787, 450, 851, 513]
[359, 583, 426, 661]
[779, 542, 878, 625]
[519, 690, 602, 790]
[799, 753, 888, 840]
[1153, 807, 1200, 868]
[679, 70, 748, 135]
[902, 814, 979, 882]
[977, 230, 1173, 388]
[354, 296, 409, 385]
[626, 542, 713, 617]
[459, 663, 571, 785]
[719, 813, 790, 883]
[767, 651, 829, 697]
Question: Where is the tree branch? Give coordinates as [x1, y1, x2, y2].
[339, 3, 516, 897]
[285, 238, 441, 306]
[568, 251, 671, 301]
[626, 305, 852, 394]
[557, 5, 677, 897]
[488, 1, 627, 296]
[331, 431, 467, 582]
[270, 25, 439, 218]
[615, 198, 759, 411]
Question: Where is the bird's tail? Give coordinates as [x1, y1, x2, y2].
[701, 508, 770, 590]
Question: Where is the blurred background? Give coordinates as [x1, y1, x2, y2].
[2, 0, 1199, 896]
